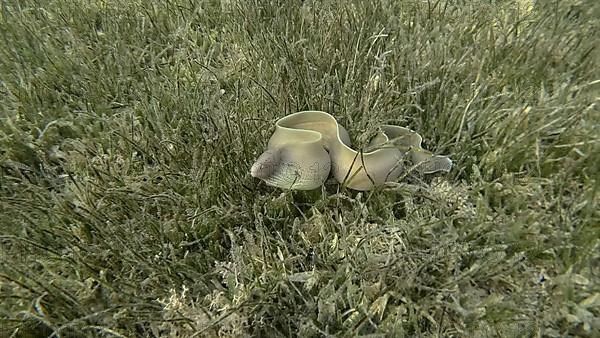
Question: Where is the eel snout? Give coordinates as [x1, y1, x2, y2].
[250, 149, 282, 180]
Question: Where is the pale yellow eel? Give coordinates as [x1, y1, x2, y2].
[250, 111, 452, 191]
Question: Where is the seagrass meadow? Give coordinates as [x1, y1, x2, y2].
[0, 0, 599, 337]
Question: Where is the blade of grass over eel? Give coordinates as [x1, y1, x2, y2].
[250, 111, 452, 191]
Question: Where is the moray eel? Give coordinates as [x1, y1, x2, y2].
[250, 111, 452, 191]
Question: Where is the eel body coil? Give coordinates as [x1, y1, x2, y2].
[251, 111, 452, 191]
